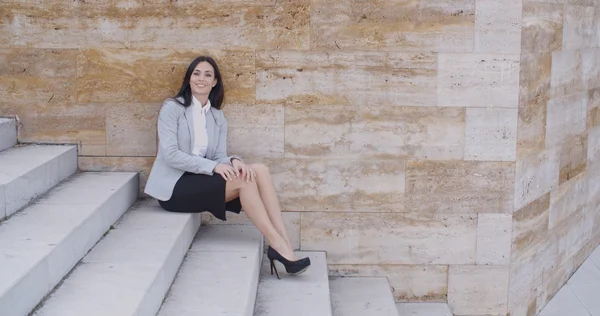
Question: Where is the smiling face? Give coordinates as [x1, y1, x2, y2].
[189, 61, 218, 99]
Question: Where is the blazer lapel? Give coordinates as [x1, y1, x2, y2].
[205, 109, 216, 157]
[184, 105, 195, 151]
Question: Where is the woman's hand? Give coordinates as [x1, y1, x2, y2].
[232, 159, 256, 183]
[214, 163, 238, 181]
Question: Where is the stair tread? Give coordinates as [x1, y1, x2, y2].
[0, 145, 75, 182]
[0, 118, 17, 152]
[254, 251, 331, 316]
[395, 303, 452, 316]
[157, 225, 263, 316]
[329, 277, 399, 316]
[33, 199, 201, 316]
[0, 172, 138, 316]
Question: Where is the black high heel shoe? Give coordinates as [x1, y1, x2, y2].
[267, 246, 311, 279]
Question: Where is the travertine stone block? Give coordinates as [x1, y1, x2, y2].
[310, 0, 475, 52]
[588, 125, 600, 164]
[268, 158, 405, 212]
[512, 194, 550, 262]
[405, 161, 515, 214]
[550, 50, 583, 94]
[535, 256, 576, 313]
[300, 212, 477, 265]
[448, 265, 509, 315]
[549, 173, 586, 230]
[256, 51, 437, 106]
[465, 108, 517, 161]
[554, 204, 595, 265]
[546, 92, 587, 148]
[475, 0, 522, 54]
[128, 1, 309, 50]
[514, 149, 559, 210]
[437, 53, 520, 108]
[521, 1, 564, 54]
[477, 214, 512, 265]
[531, 237, 559, 290]
[78, 156, 154, 194]
[224, 104, 284, 159]
[77, 49, 255, 104]
[589, 88, 600, 129]
[328, 264, 448, 302]
[582, 48, 600, 90]
[558, 133, 587, 184]
[509, 259, 536, 316]
[0, 2, 129, 48]
[0, 48, 78, 104]
[284, 105, 465, 160]
[563, 4, 599, 50]
[517, 53, 551, 159]
[106, 103, 161, 156]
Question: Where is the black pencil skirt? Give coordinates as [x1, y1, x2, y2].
[158, 172, 243, 221]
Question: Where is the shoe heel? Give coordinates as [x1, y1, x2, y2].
[270, 260, 280, 279]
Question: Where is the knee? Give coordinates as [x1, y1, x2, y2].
[230, 176, 257, 191]
[250, 163, 270, 177]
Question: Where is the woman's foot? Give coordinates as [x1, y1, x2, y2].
[267, 246, 311, 279]
[270, 242, 298, 261]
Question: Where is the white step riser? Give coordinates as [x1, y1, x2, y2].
[0, 118, 17, 152]
[0, 174, 139, 316]
[1, 146, 77, 219]
[330, 277, 399, 316]
[133, 213, 201, 316]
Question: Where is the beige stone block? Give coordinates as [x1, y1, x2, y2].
[553, 208, 592, 266]
[521, 1, 564, 54]
[589, 88, 600, 129]
[106, 103, 161, 156]
[128, 1, 309, 50]
[284, 105, 465, 160]
[517, 53, 551, 159]
[549, 173, 586, 230]
[300, 212, 477, 265]
[256, 51, 437, 107]
[405, 161, 515, 214]
[558, 134, 587, 184]
[508, 259, 536, 316]
[0, 48, 78, 104]
[437, 53, 520, 108]
[78, 156, 154, 195]
[465, 108, 517, 161]
[223, 104, 284, 159]
[476, 214, 512, 265]
[511, 194, 550, 262]
[514, 149, 559, 210]
[551, 50, 584, 94]
[328, 264, 448, 302]
[572, 230, 600, 268]
[588, 126, 600, 164]
[546, 92, 587, 148]
[448, 265, 509, 315]
[310, 0, 475, 52]
[531, 237, 559, 290]
[563, 4, 598, 50]
[582, 48, 600, 90]
[535, 257, 576, 314]
[201, 211, 301, 250]
[474, 0, 522, 54]
[0, 2, 129, 48]
[77, 49, 255, 104]
[268, 158, 405, 212]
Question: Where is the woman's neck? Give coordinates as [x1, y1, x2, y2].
[193, 93, 209, 106]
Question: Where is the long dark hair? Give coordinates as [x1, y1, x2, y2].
[173, 56, 225, 109]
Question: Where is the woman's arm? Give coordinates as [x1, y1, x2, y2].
[158, 100, 218, 175]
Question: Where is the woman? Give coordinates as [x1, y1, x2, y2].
[144, 56, 310, 278]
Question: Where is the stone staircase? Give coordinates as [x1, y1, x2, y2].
[0, 117, 412, 316]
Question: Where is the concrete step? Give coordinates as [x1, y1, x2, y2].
[32, 199, 201, 316]
[157, 225, 263, 316]
[330, 277, 399, 316]
[0, 118, 17, 152]
[254, 251, 331, 316]
[0, 144, 77, 219]
[395, 303, 453, 316]
[0, 172, 138, 316]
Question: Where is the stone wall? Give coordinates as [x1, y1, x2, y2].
[510, 1, 600, 316]
[1, 1, 599, 315]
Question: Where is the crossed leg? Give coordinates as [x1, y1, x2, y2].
[225, 163, 296, 260]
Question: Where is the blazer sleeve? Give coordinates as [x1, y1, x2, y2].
[213, 111, 242, 165]
[157, 99, 218, 175]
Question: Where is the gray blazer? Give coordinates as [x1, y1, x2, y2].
[144, 98, 241, 201]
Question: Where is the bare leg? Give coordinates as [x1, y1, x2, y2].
[225, 177, 298, 260]
[250, 163, 294, 249]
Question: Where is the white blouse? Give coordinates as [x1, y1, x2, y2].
[191, 96, 211, 157]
